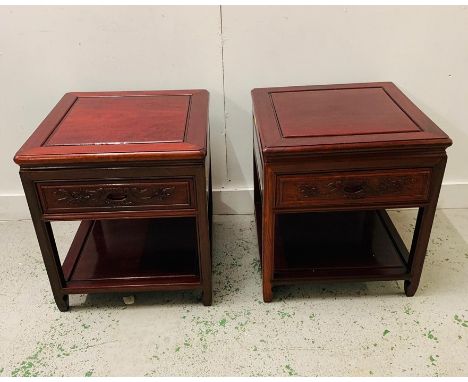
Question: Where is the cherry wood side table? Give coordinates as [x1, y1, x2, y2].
[14, 90, 212, 311]
[252, 82, 452, 302]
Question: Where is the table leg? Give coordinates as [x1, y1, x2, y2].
[196, 167, 212, 306]
[20, 173, 69, 312]
[253, 155, 263, 260]
[405, 157, 447, 297]
[262, 166, 275, 302]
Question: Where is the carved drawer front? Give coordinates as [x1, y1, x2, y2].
[38, 179, 193, 214]
[276, 169, 431, 208]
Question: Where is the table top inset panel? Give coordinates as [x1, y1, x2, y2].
[271, 87, 420, 138]
[14, 90, 209, 165]
[252, 82, 451, 158]
[45, 95, 190, 146]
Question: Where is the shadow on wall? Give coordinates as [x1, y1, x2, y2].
[223, 95, 254, 189]
[211, 95, 255, 215]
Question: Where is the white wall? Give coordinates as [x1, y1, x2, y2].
[1, 6, 467, 219]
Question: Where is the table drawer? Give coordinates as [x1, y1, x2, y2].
[276, 169, 431, 208]
[38, 179, 194, 214]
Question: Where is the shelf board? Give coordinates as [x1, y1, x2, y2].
[273, 210, 410, 283]
[62, 217, 201, 294]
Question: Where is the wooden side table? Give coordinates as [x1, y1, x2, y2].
[252, 82, 452, 302]
[14, 90, 212, 311]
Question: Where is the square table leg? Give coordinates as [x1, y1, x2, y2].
[261, 166, 275, 303]
[21, 172, 69, 312]
[195, 166, 212, 306]
[405, 156, 447, 296]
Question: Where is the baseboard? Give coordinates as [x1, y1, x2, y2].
[0, 194, 30, 221]
[0, 183, 466, 220]
[437, 182, 468, 209]
[212, 188, 254, 215]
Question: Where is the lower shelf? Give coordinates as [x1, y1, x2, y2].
[273, 210, 410, 283]
[62, 217, 201, 294]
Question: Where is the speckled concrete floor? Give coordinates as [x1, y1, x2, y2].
[0, 210, 467, 377]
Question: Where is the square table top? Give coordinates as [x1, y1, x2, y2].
[14, 90, 209, 165]
[252, 82, 451, 158]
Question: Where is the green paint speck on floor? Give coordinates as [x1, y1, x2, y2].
[85, 370, 93, 377]
[425, 330, 439, 341]
[278, 311, 293, 319]
[11, 342, 45, 377]
[403, 305, 414, 315]
[454, 314, 468, 327]
[284, 364, 297, 376]
[2, 212, 468, 376]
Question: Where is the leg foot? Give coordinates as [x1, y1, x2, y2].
[201, 288, 212, 306]
[404, 280, 418, 297]
[263, 283, 273, 303]
[55, 294, 69, 312]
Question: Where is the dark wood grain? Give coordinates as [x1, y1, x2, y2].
[252, 82, 451, 302]
[15, 89, 211, 310]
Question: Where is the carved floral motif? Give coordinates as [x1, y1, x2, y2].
[297, 184, 319, 198]
[53, 185, 176, 206]
[297, 176, 417, 200]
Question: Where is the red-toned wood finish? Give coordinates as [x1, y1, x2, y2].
[62, 218, 200, 294]
[45, 95, 190, 146]
[38, 179, 194, 215]
[252, 82, 451, 157]
[271, 87, 419, 137]
[276, 168, 431, 208]
[15, 90, 212, 311]
[14, 90, 209, 164]
[252, 82, 451, 302]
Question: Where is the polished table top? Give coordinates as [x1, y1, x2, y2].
[252, 82, 451, 158]
[14, 89, 209, 166]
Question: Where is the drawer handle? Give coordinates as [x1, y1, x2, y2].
[343, 182, 366, 195]
[106, 192, 128, 202]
